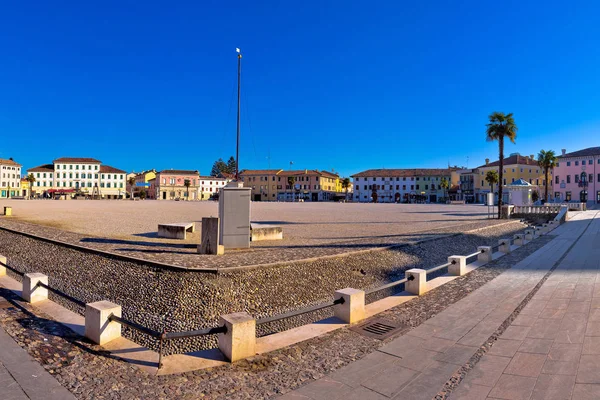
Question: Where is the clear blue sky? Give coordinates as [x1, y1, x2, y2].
[1, 1, 599, 178]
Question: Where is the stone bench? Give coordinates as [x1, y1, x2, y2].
[158, 222, 195, 240]
[250, 223, 283, 241]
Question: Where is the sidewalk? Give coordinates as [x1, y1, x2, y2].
[282, 210, 598, 400]
[0, 315, 75, 400]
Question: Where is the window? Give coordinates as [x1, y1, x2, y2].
[107, 182, 111, 188]
[88, 165, 92, 170]
[598, 174, 600, 183]
[504, 179, 507, 185]
[520, 168, 523, 173]
[555, 176, 559, 184]
[536, 179, 539, 185]
[481, 180, 484, 186]
[36, 173, 40, 178]
[575, 161, 579, 166]
[567, 162, 571, 166]
[43, 173, 46, 178]
[556, 163, 560, 167]
[582, 160, 586, 165]
[416, 185, 420, 190]
[120, 183, 123, 188]
[95, 166, 98, 170]
[575, 175, 579, 183]
[567, 175, 571, 183]
[101, 183, 105, 188]
[566, 191, 571, 201]
[402, 185, 406, 190]
[425, 185, 428, 190]
[95, 174, 98, 179]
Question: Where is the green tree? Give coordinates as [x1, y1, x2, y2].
[183, 179, 191, 200]
[537, 149, 557, 202]
[127, 176, 136, 199]
[486, 112, 518, 218]
[139, 189, 147, 199]
[485, 170, 499, 201]
[532, 190, 540, 203]
[440, 177, 449, 202]
[210, 158, 227, 177]
[226, 156, 237, 175]
[26, 173, 36, 199]
[287, 176, 296, 202]
[341, 177, 351, 201]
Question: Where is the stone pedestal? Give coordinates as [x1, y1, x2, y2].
[499, 239, 511, 254]
[198, 217, 224, 255]
[85, 301, 122, 345]
[514, 234, 527, 246]
[3, 207, 12, 216]
[218, 182, 251, 249]
[478, 246, 493, 263]
[334, 288, 365, 324]
[23, 273, 48, 303]
[448, 256, 467, 276]
[0, 255, 6, 276]
[524, 229, 535, 241]
[405, 268, 427, 295]
[218, 312, 256, 362]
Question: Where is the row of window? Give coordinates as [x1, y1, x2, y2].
[561, 159, 600, 167]
[355, 176, 447, 182]
[246, 176, 334, 183]
[55, 164, 99, 171]
[1, 173, 18, 179]
[357, 184, 442, 191]
[34, 182, 124, 188]
[252, 185, 334, 191]
[481, 178, 547, 186]
[557, 173, 600, 184]
[159, 178, 224, 186]
[1, 166, 19, 170]
[481, 168, 543, 175]
[35, 172, 123, 180]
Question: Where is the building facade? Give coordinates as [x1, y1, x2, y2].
[154, 170, 201, 200]
[27, 157, 126, 199]
[351, 169, 456, 203]
[128, 169, 157, 199]
[553, 147, 600, 204]
[474, 153, 551, 204]
[0, 158, 22, 198]
[198, 176, 229, 200]
[240, 169, 344, 201]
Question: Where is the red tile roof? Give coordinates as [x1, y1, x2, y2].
[100, 165, 127, 174]
[27, 164, 54, 173]
[239, 169, 283, 175]
[476, 154, 538, 169]
[351, 168, 455, 178]
[157, 169, 199, 175]
[0, 158, 22, 166]
[559, 147, 600, 158]
[53, 157, 101, 164]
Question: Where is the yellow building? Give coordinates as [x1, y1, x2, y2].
[240, 169, 344, 201]
[20, 178, 30, 198]
[475, 153, 552, 203]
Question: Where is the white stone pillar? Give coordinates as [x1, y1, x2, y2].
[499, 239, 511, 254]
[85, 301, 122, 345]
[22, 273, 48, 303]
[524, 229, 535, 241]
[405, 268, 427, 295]
[514, 234, 526, 246]
[448, 255, 467, 276]
[0, 255, 6, 276]
[334, 288, 365, 324]
[477, 246, 493, 263]
[218, 312, 256, 362]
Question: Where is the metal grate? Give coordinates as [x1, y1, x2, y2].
[350, 318, 408, 340]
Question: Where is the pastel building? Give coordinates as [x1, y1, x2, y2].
[351, 168, 457, 203]
[240, 169, 343, 201]
[128, 169, 157, 199]
[474, 153, 551, 204]
[154, 170, 200, 200]
[198, 176, 229, 200]
[554, 147, 600, 204]
[0, 158, 22, 198]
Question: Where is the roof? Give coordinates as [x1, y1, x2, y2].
[476, 154, 538, 169]
[278, 169, 339, 178]
[0, 158, 22, 166]
[239, 169, 283, 175]
[157, 169, 199, 175]
[559, 147, 600, 159]
[507, 178, 533, 186]
[198, 176, 227, 180]
[351, 168, 455, 178]
[28, 164, 54, 173]
[53, 157, 101, 164]
[99, 165, 126, 174]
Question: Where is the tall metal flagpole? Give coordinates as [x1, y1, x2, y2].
[236, 48, 242, 181]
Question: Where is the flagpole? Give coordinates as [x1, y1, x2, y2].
[236, 48, 242, 181]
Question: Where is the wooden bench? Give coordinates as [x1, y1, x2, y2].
[158, 222, 195, 240]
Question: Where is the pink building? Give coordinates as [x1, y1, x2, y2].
[554, 147, 600, 204]
[154, 170, 200, 200]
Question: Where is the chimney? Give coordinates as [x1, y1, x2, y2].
[485, 158, 489, 166]
[529, 154, 534, 160]
[562, 149, 566, 156]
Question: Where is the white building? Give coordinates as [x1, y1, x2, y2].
[198, 175, 230, 200]
[28, 157, 126, 199]
[0, 158, 22, 198]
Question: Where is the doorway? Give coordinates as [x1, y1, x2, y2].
[580, 190, 588, 203]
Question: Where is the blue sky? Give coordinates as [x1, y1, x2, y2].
[1, 1, 599, 178]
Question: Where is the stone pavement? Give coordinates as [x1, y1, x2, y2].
[282, 210, 599, 400]
[0, 324, 75, 400]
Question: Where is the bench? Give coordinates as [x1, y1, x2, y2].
[158, 222, 195, 240]
[250, 223, 283, 241]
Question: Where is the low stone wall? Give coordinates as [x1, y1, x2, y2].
[0, 221, 526, 355]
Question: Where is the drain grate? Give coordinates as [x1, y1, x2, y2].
[350, 318, 408, 340]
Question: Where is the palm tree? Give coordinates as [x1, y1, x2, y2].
[287, 176, 296, 202]
[183, 179, 191, 201]
[440, 177, 449, 202]
[26, 173, 36, 199]
[485, 170, 499, 200]
[486, 112, 518, 218]
[341, 177, 351, 201]
[127, 176, 136, 199]
[537, 150, 557, 203]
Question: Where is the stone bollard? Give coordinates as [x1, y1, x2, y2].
[3, 206, 12, 216]
[198, 217, 224, 255]
[23, 273, 48, 303]
[405, 268, 427, 295]
[218, 312, 256, 362]
[477, 246, 493, 263]
[534, 227, 542, 237]
[514, 234, 527, 246]
[524, 229, 535, 241]
[85, 301, 122, 345]
[448, 255, 467, 276]
[499, 239, 511, 254]
[0, 254, 6, 276]
[334, 288, 365, 324]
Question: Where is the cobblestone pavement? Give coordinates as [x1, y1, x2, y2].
[0, 215, 509, 269]
[0, 235, 552, 399]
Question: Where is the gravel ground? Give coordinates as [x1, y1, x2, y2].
[0, 235, 552, 400]
[0, 220, 526, 355]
